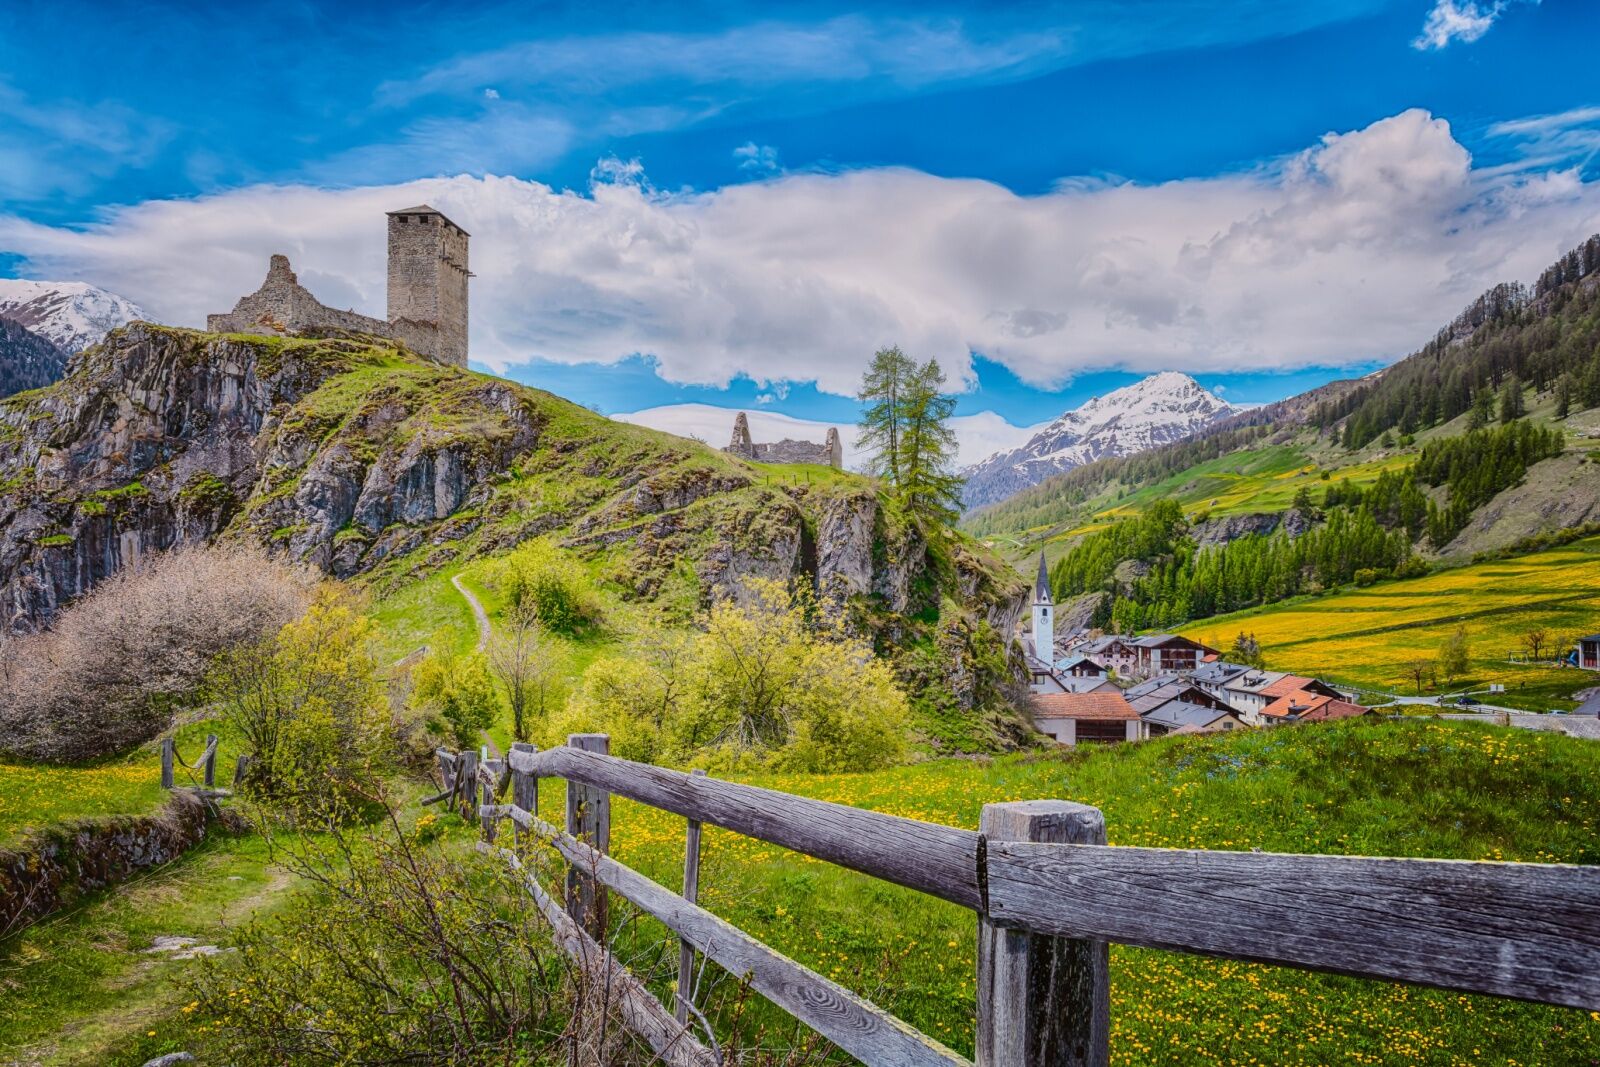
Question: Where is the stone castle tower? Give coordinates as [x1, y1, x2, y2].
[207, 205, 469, 367]
[386, 206, 470, 367]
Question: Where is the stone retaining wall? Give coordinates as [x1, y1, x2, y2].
[0, 791, 229, 936]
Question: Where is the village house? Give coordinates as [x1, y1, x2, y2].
[1260, 689, 1370, 724]
[1081, 634, 1141, 677]
[1142, 700, 1247, 736]
[1129, 634, 1218, 678]
[1030, 691, 1145, 746]
[1579, 634, 1600, 670]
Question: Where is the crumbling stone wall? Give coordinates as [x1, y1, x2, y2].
[722, 412, 842, 468]
[207, 255, 444, 360]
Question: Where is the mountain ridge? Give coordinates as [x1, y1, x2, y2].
[0, 279, 148, 357]
[961, 371, 1238, 510]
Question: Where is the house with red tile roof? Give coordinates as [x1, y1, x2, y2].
[1030, 691, 1145, 746]
[1260, 690, 1370, 724]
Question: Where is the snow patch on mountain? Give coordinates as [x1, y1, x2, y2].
[961, 372, 1238, 510]
[0, 280, 148, 355]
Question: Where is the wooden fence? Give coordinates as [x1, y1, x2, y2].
[432, 734, 1600, 1067]
[159, 735, 250, 792]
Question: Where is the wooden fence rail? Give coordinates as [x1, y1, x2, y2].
[431, 735, 1600, 1067]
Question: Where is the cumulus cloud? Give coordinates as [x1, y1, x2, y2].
[614, 403, 1042, 470]
[3, 108, 1598, 395]
[1411, 1, 1535, 51]
[734, 142, 782, 174]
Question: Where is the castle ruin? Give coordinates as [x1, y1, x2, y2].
[206, 205, 469, 367]
[723, 412, 842, 468]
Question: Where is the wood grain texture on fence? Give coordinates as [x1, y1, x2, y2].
[486, 803, 972, 1067]
[676, 767, 707, 1027]
[564, 734, 610, 940]
[978, 802, 1108, 1067]
[509, 746, 981, 909]
[482, 842, 717, 1067]
[984, 841, 1600, 1010]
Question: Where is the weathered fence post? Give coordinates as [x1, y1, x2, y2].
[232, 753, 250, 789]
[565, 734, 611, 940]
[977, 800, 1110, 1067]
[511, 742, 539, 844]
[675, 767, 707, 1025]
[458, 749, 478, 822]
[160, 738, 175, 790]
[202, 733, 218, 788]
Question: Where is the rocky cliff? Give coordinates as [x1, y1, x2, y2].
[0, 326, 1029, 746]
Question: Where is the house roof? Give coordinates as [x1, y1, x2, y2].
[1031, 691, 1139, 721]
[1223, 670, 1286, 694]
[1194, 660, 1251, 685]
[1125, 678, 1227, 715]
[1571, 694, 1600, 716]
[1261, 690, 1369, 721]
[1143, 700, 1240, 730]
[1055, 655, 1105, 674]
[1131, 634, 1217, 652]
[1085, 634, 1135, 653]
[1059, 676, 1116, 694]
[1581, 634, 1600, 643]
[1260, 674, 1318, 699]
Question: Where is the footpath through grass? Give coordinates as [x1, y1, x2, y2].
[594, 719, 1599, 1066]
[0, 832, 292, 1067]
[1179, 535, 1600, 707]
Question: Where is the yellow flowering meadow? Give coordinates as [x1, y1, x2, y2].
[0, 761, 165, 847]
[1182, 536, 1600, 699]
[590, 719, 1598, 1065]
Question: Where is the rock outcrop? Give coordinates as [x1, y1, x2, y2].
[0, 326, 1030, 744]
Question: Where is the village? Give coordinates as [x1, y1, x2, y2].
[1020, 553, 1600, 745]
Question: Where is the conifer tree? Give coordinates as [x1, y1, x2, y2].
[855, 345, 916, 487]
[896, 358, 964, 523]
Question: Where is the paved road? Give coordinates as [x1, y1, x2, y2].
[1433, 711, 1600, 740]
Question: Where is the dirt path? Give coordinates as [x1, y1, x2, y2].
[449, 574, 501, 758]
[451, 573, 491, 652]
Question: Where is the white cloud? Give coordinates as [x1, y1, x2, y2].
[3, 108, 1599, 396]
[1411, 1, 1535, 51]
[614, 403, 1043, 470]
[734, 142, 782, 174]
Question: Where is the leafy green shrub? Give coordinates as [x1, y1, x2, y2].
[558, 579, 908, 772]
[410, 649, 499, 747]
[1353, 567, 1380, 587]
[486, 540, 597, 634]
[209, 589, 390, 799]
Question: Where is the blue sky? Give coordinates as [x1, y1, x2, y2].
[2, 0, 1598, 459]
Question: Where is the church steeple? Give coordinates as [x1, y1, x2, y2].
[1031, 552, 1054, 665]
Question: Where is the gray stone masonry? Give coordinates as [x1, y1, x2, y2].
[723, 411, 842, 468]
[206, 204, 468, 367]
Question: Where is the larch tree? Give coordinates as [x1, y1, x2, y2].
[895, 358, 964, 523]
[855, 345, 917, 487]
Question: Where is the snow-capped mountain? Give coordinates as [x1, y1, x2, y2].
[961, 372, 1238, 510]
[0, 280, 148, 355]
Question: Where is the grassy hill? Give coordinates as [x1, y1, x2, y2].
[1179, 535, 1600, 709]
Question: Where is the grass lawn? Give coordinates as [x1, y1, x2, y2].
[0, 718, 255, 850]
[586, 718, 1600, 1065]
[0, 832, 294, 1067]
[0, 763, 166, 849]
[1179, 536, 1600, 705]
